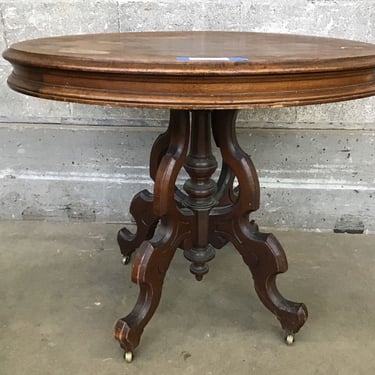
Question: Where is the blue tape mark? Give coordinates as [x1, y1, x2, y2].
[176, 57, 249, 62]
[229, 57, 249, 61]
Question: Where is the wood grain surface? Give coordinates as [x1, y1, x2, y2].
[3, 31, 375, 109]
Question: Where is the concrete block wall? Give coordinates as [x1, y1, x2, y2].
[0, 0, 375, 231]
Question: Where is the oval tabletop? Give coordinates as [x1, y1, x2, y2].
[3, 31, 375, 109]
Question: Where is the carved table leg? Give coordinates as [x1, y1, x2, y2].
[117, 190, 157, 264]
[114, 217, 191, 360]
[114, 110, 193, 361]
[210, 110, 308, 341]
[117, 112, 174, 264]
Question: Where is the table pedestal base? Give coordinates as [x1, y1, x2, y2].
[113, 109, 308, 360]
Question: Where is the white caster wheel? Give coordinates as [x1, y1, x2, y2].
[124, 351, 133, 363]
[285, 334, 294, 345]
[122, 255, 131, 265]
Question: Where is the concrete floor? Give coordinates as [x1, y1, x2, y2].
[1, 222, 375, 374]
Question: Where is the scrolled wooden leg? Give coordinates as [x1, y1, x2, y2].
[117, 126, 169, 263]
[114, 222, 186, 354]
[211, 109, 307, 338]
[117, 110, 185, 263]
[233, 220, 307, 335]
[117, 190, 159, 262]
[115, 110, 192, 359]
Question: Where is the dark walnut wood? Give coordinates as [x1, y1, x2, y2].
[4, 31, 375, 361]
[3, 31, 375, 109]
[115, 109, 307, 357]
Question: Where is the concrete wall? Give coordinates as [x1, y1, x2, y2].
[0, 0, 375, 231]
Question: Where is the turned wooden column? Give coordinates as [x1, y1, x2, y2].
[183, 111, 217, 280]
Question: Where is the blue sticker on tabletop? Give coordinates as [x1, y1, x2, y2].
[176, 57, 249, 62]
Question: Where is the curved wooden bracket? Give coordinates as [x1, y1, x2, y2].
[117, 110, 190, 260]
[153, 110, 190, 217]
[211, 110, 260, 213]
[117, 190, 158, 258]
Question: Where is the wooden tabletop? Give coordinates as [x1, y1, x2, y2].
[3, 31, 375, 109]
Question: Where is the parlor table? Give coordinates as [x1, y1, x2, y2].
[3, 31, 375, 362]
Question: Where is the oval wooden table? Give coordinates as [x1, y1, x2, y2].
[4, 32, 375, 362]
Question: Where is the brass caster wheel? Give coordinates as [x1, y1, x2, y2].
[285, 334, 295, 345]
[122, 255, 131, 265]
[124, 351, 133, 363]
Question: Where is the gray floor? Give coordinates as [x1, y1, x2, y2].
[1, 222, 375, 374]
